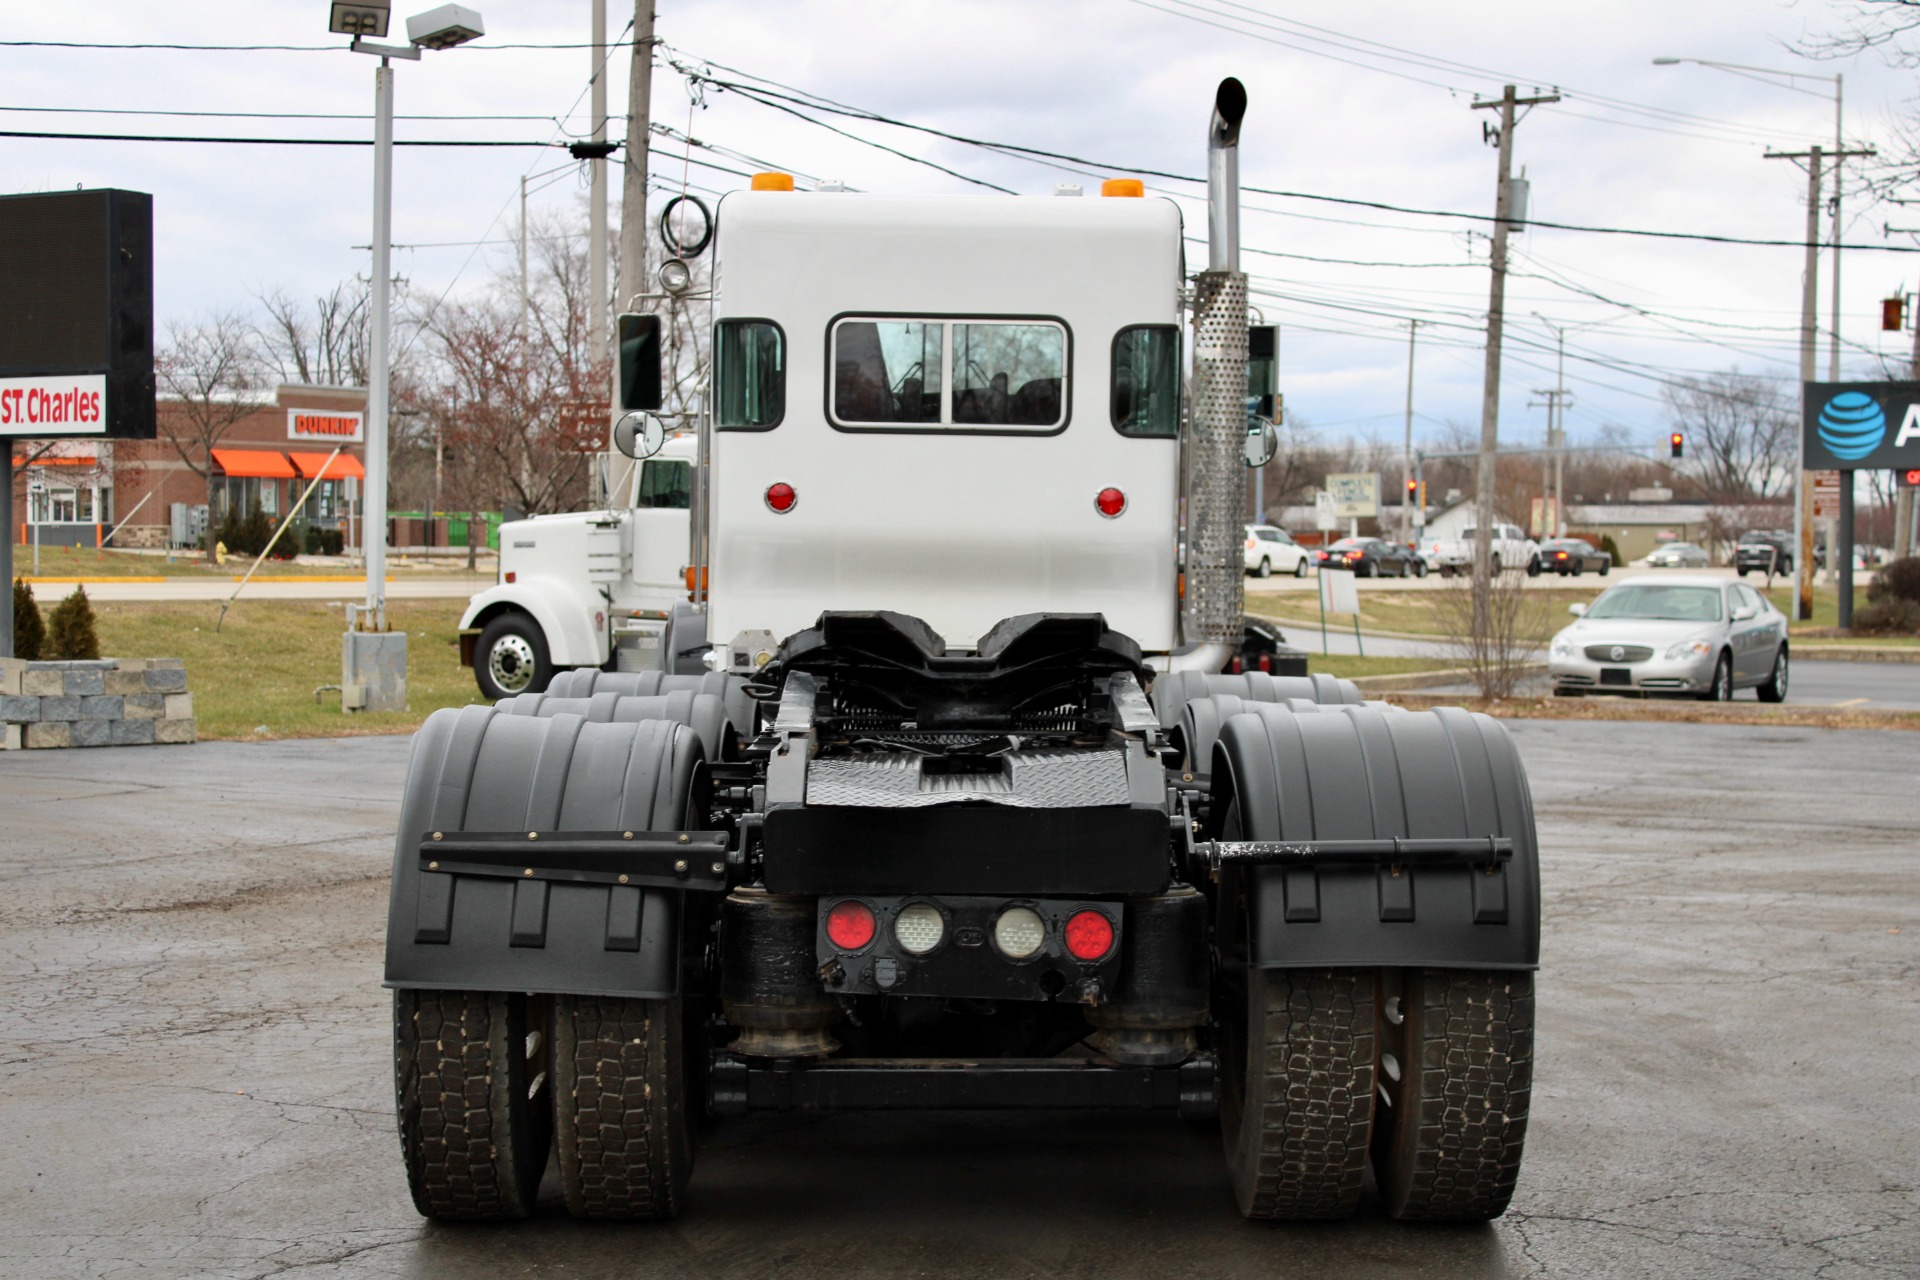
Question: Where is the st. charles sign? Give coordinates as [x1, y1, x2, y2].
[1803, 381, 1920, 469]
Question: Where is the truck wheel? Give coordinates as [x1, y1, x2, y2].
[1373, 969, 1534, 1221]
[476, 612, 552, 701]
[552, 994, 692, 1220]
[1218, 960, 1376, 1220]
[394, 989, 552, 1221]
[1757, 646, 1789, 703]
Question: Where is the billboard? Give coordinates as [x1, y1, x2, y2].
[1324, 472, 1379, 518]
[1803, 381, 1920, 470]
[0, 189, 154, 439]
[288, 408, 365, 443]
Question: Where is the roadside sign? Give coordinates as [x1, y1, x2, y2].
[1325, 472, 1379, 518]
[1812, 470, 1841, 521]
[1313, 491, 1338, 531]
[1318, 564, 1360, 616]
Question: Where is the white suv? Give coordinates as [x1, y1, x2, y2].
[1244, 524, 1311, 578]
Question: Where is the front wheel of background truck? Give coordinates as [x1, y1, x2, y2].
[475, 612, 554, 701]
[394, 989, 552, 1221]
[552, 994, 693, 1220]
[1373, 969, 1534, 1221]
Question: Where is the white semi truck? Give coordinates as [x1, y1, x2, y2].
[457, 432, 699, 698]
[386, 80, 1539, 1228]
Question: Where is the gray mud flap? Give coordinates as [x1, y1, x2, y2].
[384, 705, 718, 1000]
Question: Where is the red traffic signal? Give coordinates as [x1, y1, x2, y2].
[1670, 432, 1684, 459]
[1406, 478, 1418, 496]
[1904, 468, 1920, 487]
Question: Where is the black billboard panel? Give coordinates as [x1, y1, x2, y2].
[0, 189, 154, 440]
[1804, 381, 1920, 471]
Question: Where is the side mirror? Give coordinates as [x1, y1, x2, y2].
[1243, 416, 1278, 468]
[1568, 603, 1587, 617]
[1731, 605, 1756, 622]
[612, 411, 665, 460]
[617, 312, 663, 412]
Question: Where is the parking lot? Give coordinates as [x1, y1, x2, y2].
[2, 721, 1913, 1280]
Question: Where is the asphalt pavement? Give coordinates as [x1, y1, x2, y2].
[2, 720, 1914, 1279]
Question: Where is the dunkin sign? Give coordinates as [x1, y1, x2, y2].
[287, 408, 365, 443]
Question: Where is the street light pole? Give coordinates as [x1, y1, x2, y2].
[365, 57, 396, 634]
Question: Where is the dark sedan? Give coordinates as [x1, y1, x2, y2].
[1540, 538, 1612, 577]
[1315, 537, 1427, 578]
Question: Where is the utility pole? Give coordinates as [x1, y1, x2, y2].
[1470, 84, 1557, 630]
[1401, 318, 1420, 543]
[589, 0, 607, 382]
[1830, 74, 1845, 382]
[1768, 144, 1870, 620]
[519, 174, 530, 347]
[611, 0, 655, 507]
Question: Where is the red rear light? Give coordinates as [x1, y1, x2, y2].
[825, 900, 875, 950]
[765, 482, 797, 513]
[504, 571, 516, 583]
[1095, 487, 1126, 518]
[1063, 910, 1114, 961]
[1555, 551, 1567, 559]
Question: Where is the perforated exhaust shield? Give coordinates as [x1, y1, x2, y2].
[1184, 269, 1249, 646]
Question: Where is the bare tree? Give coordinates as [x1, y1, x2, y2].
[1799, 2, 1920, 196]
[257, 280, 373, 388]
[1432, 564, 1551, 700]
[1662, 370, 1797, 502]
[156, 312, 264, 561]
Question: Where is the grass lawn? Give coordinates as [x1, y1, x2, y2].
[16, 544, 351, 579]
[1298, 654, 1459, 680]
[1248, 588, 1592, 642]
[86, 598, 486, 739]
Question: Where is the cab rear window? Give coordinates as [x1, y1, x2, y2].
[830, 316, 1067, 432]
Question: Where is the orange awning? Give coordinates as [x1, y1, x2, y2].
[12, 454, 96, 467]
[210, 448, 297, 479]
[289, 451, 366, 480]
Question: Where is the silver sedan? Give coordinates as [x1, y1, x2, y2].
[1547, 576, 1789, 701]
[1645, 542, 1709, 568]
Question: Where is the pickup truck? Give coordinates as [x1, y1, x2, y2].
[1423, 522, 1541, 577]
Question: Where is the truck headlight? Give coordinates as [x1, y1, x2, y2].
[1664, 638, 1713, 660]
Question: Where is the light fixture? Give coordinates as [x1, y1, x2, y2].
[658, 258, 691, 294]
[330, 2, 391, 37]
[407, 4, 485, 49]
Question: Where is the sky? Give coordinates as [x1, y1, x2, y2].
[6, 0, 1919, 456]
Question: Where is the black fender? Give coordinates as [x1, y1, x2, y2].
[383, 704, 709, 1000]
[494, 689, 738, 761]
[1209, 703, 1540, 971]
[544, 668, 757, 739]
[1149, 669, 1361, 733]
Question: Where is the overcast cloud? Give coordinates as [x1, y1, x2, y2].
[5, 0, 1916, 449]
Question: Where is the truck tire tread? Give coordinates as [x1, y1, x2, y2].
[553, 994, 691, 1220]
[1376, 968, 1533, 1221]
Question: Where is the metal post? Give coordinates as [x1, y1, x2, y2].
[1553, 328, 1567, 535]
[365, 60, 394, 632]
[1838, 470, 1854, 627]
[1400, 319, 1418, 543]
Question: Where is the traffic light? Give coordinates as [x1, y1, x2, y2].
[1670, 432, 1685, 459]
[1885, 296, 1907, 332]
[1406, 477, 1418, 499]
[1904, 468, 1920, 487]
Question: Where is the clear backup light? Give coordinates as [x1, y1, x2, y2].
[994, 906, 1046, 959]
[893, 903, 945, 954]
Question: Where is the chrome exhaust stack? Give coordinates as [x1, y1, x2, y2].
[1177, 78, 1249, 671]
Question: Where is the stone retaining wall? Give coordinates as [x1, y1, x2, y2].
[0, 659, 196, 750]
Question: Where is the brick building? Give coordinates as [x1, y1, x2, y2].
[11, 384, 368, 550]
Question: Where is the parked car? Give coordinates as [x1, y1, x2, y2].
[1425, 522, 1541, 576]
[1539, 537, 1611, 577]
[1315, 536, 1427, 578]
[1243, 524, 1311, 578]
[1547, 576, 1788, 701]
[1734, 530, 1793, 577]
[1645, 541, 1709, 569]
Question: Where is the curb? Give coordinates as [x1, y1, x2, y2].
[1794, 645, 1920, 664]
[1349, 662, 1548, 693]
[23, 577, 168, 585]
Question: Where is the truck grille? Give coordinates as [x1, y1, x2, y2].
[1584, 644, 1652, 663]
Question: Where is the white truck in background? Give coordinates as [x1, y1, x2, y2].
[1425, 521, 1541, 577]
[457, 432, 697, 698]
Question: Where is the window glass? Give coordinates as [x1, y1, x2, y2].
[1256, 529, 1284, 543]
[1733, 584, 1763, 613]
[1112, 325, 1179, 437]
[51, 487, 77, 522]
[1586, 585, 1723, 622]
[635, 458, 692, 510]
[833, 320, 943, 424]
[951, 323, 1064, 426]
[714, 320, 784, 428]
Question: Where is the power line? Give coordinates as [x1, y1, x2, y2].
[0, 129, 552, 147]
[0, 39, 646, 52]
[0, 103, 591, 122]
